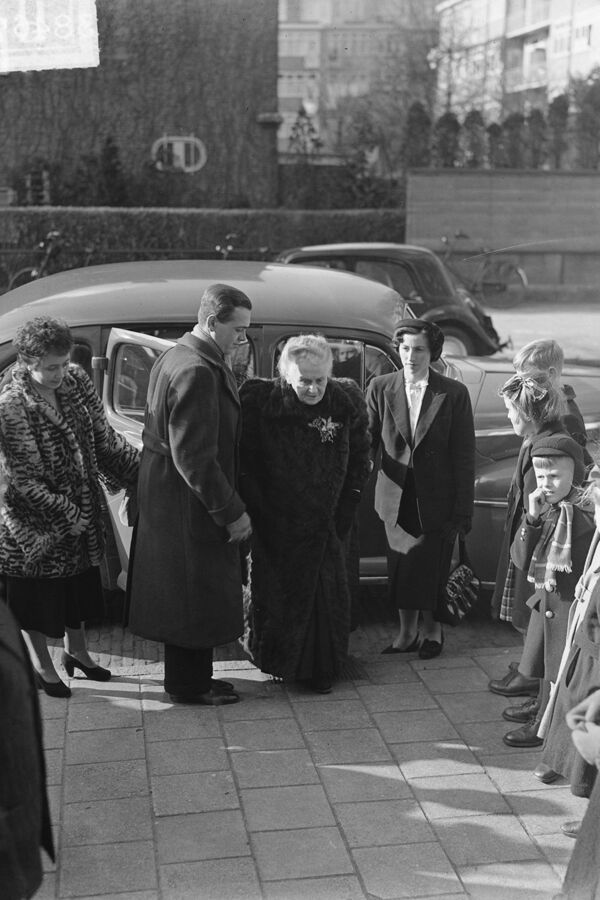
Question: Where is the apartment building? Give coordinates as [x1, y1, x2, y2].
[435, 0, 600, 118]
[278, 0, 436, 154]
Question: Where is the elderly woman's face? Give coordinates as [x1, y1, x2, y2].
[399, 332, 431, 382]
[286, 356, 329, 405]
[28, 352, 70, 391]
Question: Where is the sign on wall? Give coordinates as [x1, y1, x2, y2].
[0, 0, 99, 72]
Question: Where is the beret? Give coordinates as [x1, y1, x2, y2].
[530, 432, 585, 484]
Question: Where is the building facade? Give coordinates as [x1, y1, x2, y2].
[435, 0, 600, 118]
[278, 0, 437, 155]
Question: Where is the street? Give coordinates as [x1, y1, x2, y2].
[486, 300, 600, 366]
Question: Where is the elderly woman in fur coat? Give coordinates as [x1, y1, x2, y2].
[0, 316, 139, 699]
[239, 334, 370, 694]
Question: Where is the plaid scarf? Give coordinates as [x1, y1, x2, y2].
[527, 494, 574, 591]
[499, 559, 516, 621]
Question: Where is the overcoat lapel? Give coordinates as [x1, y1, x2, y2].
[413, 383, 445, 448]
[178, 333, 240, 406]
[384, 371, 412, 447]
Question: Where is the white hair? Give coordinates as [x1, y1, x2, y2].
[278, 334, 333, 380]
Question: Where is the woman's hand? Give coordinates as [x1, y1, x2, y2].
[528, 486, 549, 519]
[70, 516, 89, 536]
[226, 512, 252, 544]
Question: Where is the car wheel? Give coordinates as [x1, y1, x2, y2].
[442, 327, 475, 356]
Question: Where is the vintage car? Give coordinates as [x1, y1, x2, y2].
[0, 260, 598, 597]
[276, 242, 502, 357]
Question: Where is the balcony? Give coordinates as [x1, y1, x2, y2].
[505, 62, 548, 92]
[506, 0, 550, 37]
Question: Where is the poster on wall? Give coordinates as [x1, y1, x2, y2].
[0, 0, 99, 72]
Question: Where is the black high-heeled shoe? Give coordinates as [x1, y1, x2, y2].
[36, 672, 71, 698]
[62, 651, 111, 682]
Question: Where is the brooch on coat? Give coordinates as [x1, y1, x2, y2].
[308, 416, 342, 443]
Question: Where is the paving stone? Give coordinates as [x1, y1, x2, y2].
[435, 690, 508, 724]
[252, 827, 353, 881]
[241, 784, 335, 831]
[335, 798, 436, 847]
[263, 875, 367, 900]
[68, 677, 141, 703]
[62, 797, 153, 846]
[147, 737, 228, 775]
[454, 719, 536, 757]
[223, 717, 304, 750]
[218, 695, 295, 720]
[34, 872, 56, 900]
[474, 653, 521, 680]
[155, 809, 250, 863]
[67, 699, 142, 731]
[230, 747, 319, 788]
[143, 707, 221, 742]
[409, 773, 512, 819]
[65, 727, 145, 765]
[391, 739, 483, 779]
[39, 693, 69, 720]
[305, 728, 392, 765]
[374, 708, 459, 743]
[361, 660, 421, 685]
[505, 787, 589, 836]
[42, 718, 66, 749]
[352, 842, 462, 898]
[59, 840, 156, 896]
[532, 830, 577, 879]
[160, 857, 261, 900]
[63, 759, 149, 803]
[151, 770, 239, 816]
[68, 894, 158, 900]
[47, 786, 61, 827]
[287, 682, 360, 701]
[318, 762, 411, 802]
[410, 656, 479, 671]
[417, 665, 492, 694]
[293, 699, 373, 731]
[356, 682, 438, 713]
[483, 751, 566, 793]
[44, 748, 63, 786]
[432, 812, 542, 866]
[457, 858, 563, 898]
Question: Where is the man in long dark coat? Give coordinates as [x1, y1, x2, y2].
[128, 283, 252, 705]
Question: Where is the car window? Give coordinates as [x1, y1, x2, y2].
[112, 342, 163, 422]
[411, 256, 455, 307]
[291, 257, 350, 271]
[355, 259, 414, 297]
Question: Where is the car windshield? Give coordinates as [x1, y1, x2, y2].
[412, 256, 456, 307]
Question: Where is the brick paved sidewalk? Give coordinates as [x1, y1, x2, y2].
[36, 619, 586, 900]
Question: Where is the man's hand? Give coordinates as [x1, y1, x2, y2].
[566, 689, 600, 730]
[226, 512, 252, 544]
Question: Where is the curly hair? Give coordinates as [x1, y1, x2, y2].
[13, 316, 73, 362]
[392, 318, 445, 362]
[500, 371, 565, 427]
[278, 334, 333, 380]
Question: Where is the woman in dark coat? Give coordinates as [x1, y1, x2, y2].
[239, 334, 370, 693]
[0, 317, 139, 698]
[366, 319, 475, 659]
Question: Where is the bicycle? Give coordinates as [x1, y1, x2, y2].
[8, 231, 95, 290]
[439, 231, 528, 309]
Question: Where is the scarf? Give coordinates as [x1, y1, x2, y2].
[527, 493, 575, 591]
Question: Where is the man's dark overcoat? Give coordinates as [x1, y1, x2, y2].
[0, 600, 53, 900]
[239, 377, 370, 681]
[128, 333, 246, 648]
[366, 368, 475, 532]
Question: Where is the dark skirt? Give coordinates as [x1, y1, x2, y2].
[1, 567, 104, 638]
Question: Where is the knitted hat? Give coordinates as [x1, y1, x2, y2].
[530, 433, 585, 484]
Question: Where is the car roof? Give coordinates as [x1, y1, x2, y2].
[0, 260, 406, 343]
[279, 243, 437, 260]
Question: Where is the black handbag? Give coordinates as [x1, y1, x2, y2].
[438, 536, 480, 627]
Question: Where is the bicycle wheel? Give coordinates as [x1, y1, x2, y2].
[8, 268, 37, 291]
[480, 261, 527, 309]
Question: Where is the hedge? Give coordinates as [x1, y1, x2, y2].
[0, 207, 406, 271]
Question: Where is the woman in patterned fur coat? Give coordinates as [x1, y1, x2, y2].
[239, 334, 370, 694]
[0, 316, 139, 698]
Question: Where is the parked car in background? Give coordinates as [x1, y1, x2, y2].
[276, 242, 503, 357]
[0, 260, 597, 598]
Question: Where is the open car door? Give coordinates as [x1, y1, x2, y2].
[102, 327, 175, 590]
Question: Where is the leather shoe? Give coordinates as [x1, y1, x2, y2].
[503, 718, 543, 748]
[534, 763, 560, 784]
[502, 697, 540, 723]
[35, 672, 71, 699]
[168, 689, 240, 706]
[211, 678, 235, 693]
[561, 820, 581, 839]
[419, 630, 444, 660]
[489, 664, 539, 697]
[381, 635, 420, 654]
[311, 678, 333, 694]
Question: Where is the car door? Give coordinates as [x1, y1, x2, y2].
[103, 327, 175, 588]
